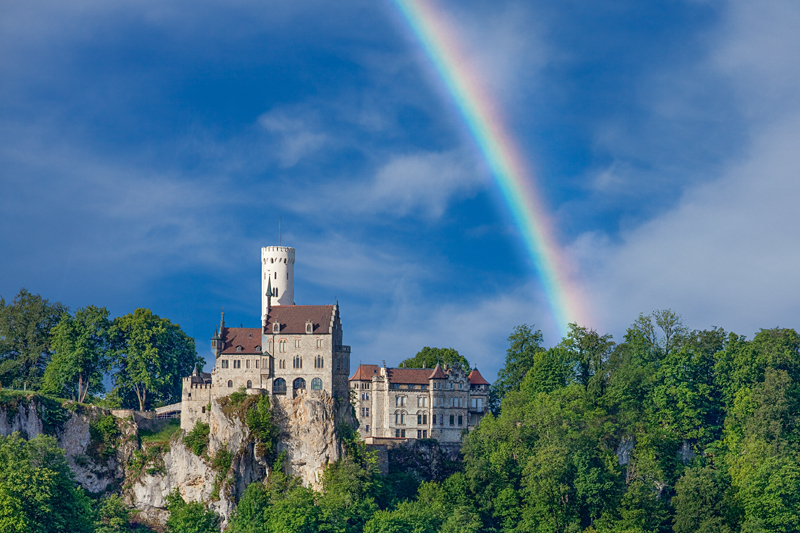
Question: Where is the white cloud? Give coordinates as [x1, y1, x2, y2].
[572, 0, 800, 339]
[351, 282, 559, 380]
[258, 109, 329, 168]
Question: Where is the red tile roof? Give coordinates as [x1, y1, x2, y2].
[350, 364, 380, 381]
[264, 305, 335, 335]
[387, 368, 436, 384]
[468, 369, 490, 385]
[220, 328, 262, 354]
[429, 364, 447, 379]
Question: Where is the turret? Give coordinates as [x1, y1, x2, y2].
[261, 246, 295, 319]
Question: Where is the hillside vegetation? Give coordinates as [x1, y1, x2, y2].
[2, 287, 799, 532]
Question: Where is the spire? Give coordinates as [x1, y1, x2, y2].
[220, 309, 225, 330]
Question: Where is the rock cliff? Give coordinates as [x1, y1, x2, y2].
[0, 391, 354, 530]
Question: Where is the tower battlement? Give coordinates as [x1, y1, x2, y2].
[261, 246, 295, 314]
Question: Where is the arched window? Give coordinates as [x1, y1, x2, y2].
[293, 378, 306, 390]
[315, 355, 324, 368]
[279, 339, 287, 352]
[273, 378, 286, 395]
[293, 355, 302, 369]
[227, 380, 233, 388]
[311, 378, 323, 390]
[247, 380, 252, 388]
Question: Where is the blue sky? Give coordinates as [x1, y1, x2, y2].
[2, 0, 800, 379]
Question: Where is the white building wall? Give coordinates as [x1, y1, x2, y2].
[261, 246, 295, 316]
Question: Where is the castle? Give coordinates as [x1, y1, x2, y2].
[179, 245, 490, 443]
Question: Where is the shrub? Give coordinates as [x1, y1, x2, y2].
[246, 395, 279, 459]
[183, 421, 210, 457]
[89, 414, 121, 459]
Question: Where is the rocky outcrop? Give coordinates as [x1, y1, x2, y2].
[272, 392, 345, 489]
[0, 396, 127, 493]
[0, 391, 355, 531]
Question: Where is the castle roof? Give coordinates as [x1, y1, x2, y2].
[350, 364, 380, 381]
[429, 363, 447, 379]
[220, 327, 262, 354]
[468, 368, 490, 385]
[264, 305, 335, 335]
[387, 368, 436, 384]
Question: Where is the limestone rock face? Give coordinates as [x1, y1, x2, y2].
[273, 392, 344, 489]
[0, 398, 123, 493]
[0, 392, 354, 531]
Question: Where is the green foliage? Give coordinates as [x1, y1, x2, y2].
[210, 447, 234, 500]
[109, 308, 201, 411]
[0, 288, 67, 390]
[89, 414, 121, 459]
[93, 494, 139, 533]
[399, 347, 470, 371]
[183, 421, 210, 457]
[491, 324, 545, 402]
[246, 395, 279, 459]
[165, 489, 219, 533]
[42, 306, 112, 403]
[139, 419, 181, 445]
[0, 432, 94, 533]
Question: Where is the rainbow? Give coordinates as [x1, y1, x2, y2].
[390, 0, 586, 335]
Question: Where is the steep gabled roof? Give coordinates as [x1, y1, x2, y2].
[350, 364, 380, 381]
[468, 368, 490, 385]
[429, 363, 447, 379]
[220, 327, 262, 354]
[264, 305, 335, 335]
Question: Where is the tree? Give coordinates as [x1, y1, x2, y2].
[400, 347, 469, 371]
[165, 490, 218, 533]
[492, 324, 545, 400]
[0, 433, 93, 533]
[0, 289, 67, 390]
[672, 466, 734, 533]
[41, 306, 112, 402]
[109, 308, 201, 411]
[559, 323, 615, 392]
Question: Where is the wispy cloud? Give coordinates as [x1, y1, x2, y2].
[572, 0, 800, 339]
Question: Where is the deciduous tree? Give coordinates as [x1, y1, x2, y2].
[0, 289, 67, 390]
[109, 308, 201, 411]
[42, 306, 112, 402]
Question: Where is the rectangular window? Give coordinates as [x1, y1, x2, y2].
[471, 398, 476, 408]
[295, 339, 301, 348]
[365, 408, 369, 417]
[401, 429, 406, 438]
[246, 360, 250, 369]
[317, 339, 323, 348]
[449, 415, 454, 426]
[365, 424, 369, 432]
[423, 430, 427, 438]
[233, 360, 241, 369]
[221, 360, 228, 369]
[409, 384, 415, 390]
[417, 397, 428, 407]
[458, 415, 463, 426]
[477, 398, 482, 410]
[361, 407, 365, 417]
[255, 360, 259, 369]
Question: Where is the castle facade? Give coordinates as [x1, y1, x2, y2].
[180, 245, 490, 444]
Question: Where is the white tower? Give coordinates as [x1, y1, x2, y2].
[261, 246, 295, 317]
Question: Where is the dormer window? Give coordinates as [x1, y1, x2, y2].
[255, 345, 261, 353]
[236, 345, 243, 352]
[273, 322, 280, 334]
[305, 321, 313, 334]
